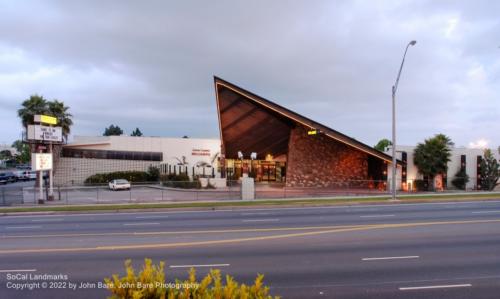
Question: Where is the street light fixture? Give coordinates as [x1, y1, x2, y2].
[391, 40, 416, 201]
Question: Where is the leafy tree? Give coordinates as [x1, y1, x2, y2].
[451, 168, 469, 190]
[103, 124, 123, 136]
[479, 149, 499, 191]
[11, 140, 30, 164]
[131, 127, 143, 136]
[0, 150, 12, 160]
[11, 140, 23, 153]
[374, 138, 392, 152]
[413, 134, 454, 189]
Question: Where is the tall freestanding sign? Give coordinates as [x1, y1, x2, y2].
[26, 115, 62, 203]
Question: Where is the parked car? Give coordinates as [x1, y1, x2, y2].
[23, 171, 37, 181]
[13, 170, 25, 181]
[109, 179, 131, 191]
[0, 172, 16, 184]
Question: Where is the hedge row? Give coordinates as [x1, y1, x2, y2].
[85, 171, 150, 184]
[160, 173, 201, 189]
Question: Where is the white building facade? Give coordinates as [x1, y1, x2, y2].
[386, 145, 500, 191]
[54, 136, 221, 185]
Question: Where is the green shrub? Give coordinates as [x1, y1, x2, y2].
[414, 179, 429, 191]
[146, 166, 160, 182]
[161, 173, 190, 182]
[451, 168, 469, 190]
[104, 258, 279, 299]
[160, 173, 201, 189]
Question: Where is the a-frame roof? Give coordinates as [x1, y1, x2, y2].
[214, 76, 396, 164]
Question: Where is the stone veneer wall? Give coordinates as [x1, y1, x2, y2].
[286, 126, 369, 188]
[53, 157, 161, 186]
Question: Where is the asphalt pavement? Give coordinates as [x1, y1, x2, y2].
[1, 199, 500, 298]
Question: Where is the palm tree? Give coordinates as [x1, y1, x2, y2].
[47, 100, 73, 143]
[17, 95, 48, 129]
[413, 134, 454, 190]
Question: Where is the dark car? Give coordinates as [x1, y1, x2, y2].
[0, 172, 17, 184]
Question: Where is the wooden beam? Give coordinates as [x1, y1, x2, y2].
[222, 107, 259, 131]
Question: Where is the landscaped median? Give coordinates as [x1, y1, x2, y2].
[1, 192, 500, 215]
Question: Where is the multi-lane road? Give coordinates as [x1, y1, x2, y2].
[2, 200, 500, 298]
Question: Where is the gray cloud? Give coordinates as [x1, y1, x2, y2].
[0, 0, 498, 148]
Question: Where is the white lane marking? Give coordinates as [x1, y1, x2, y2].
[135, 216, 169, 219]
[5, 226, 42, 229]
[363, 256, 419, 261]
[0, 269, 37, 273]
[31, 218, 64, 222]
[399, 284, 471, 290]
[472, 210, 500, 214]
[169, 264, 230, 268]
[122, 222, 160, 226]
[360, 214, 395, 218]
[242, 219, 280, 222]
[241, 212, 271, 216]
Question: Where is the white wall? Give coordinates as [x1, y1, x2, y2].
[69, 136, 221, 168]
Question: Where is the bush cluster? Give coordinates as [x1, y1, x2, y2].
[160, 173, 201, 189]
[414, 179, 429, 191]
[84, 167, 160, 184]
[451, 168, 469, 190]
[104, 259, 279, 299]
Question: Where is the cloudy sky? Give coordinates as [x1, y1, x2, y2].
[0, 0, 499, 149]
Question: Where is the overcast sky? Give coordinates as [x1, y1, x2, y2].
[0, 0, 499, 149]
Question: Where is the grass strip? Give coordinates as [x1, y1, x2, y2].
[0, 193, 499, 214]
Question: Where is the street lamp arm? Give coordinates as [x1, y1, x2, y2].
[393, 41, 416, 95]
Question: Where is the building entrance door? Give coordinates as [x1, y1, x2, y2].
[261, 163, 276, 181]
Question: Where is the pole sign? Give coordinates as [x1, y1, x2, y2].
[34, 114, 58, 125]
[27, 125, 63, 142]
[31, 153, 53, 171]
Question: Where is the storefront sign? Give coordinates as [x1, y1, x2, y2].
[27, 125, 63, 142]
[192, 149, 210, 156]
[31, 153, 53, 171]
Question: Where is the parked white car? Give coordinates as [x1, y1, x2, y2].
[14, 170, 25, 181]
[108, 179, 131, 191]
[23, 171, 36, 180]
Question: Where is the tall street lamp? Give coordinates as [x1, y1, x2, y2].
[391, 40, 416, 200]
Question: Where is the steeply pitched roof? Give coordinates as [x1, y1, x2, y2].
[214, 76, 397, 164]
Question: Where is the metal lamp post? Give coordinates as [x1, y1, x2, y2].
[391, 40, 416, 200]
